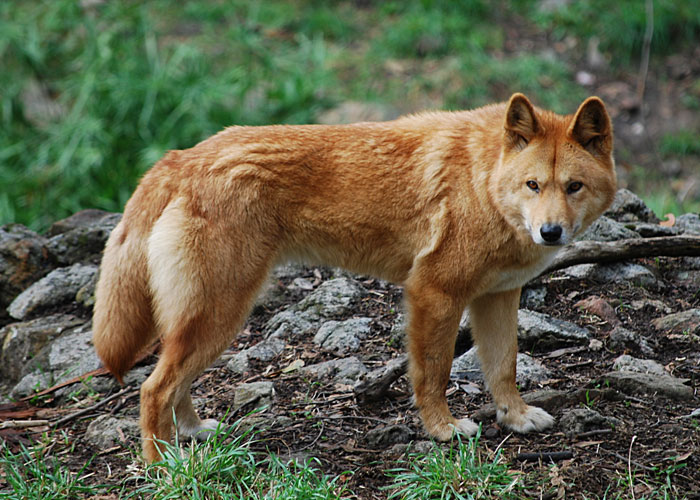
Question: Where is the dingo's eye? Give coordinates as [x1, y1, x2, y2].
[567, 181, 583, 194]
[526, 180, 539, 192]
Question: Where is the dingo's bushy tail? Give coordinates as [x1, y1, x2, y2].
[93, 221, 156, 383]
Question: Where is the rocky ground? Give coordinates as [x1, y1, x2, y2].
[1, 189, 699, 498]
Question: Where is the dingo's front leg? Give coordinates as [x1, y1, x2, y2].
[406, 283, 477, 440]
[469, 289, 554, 432]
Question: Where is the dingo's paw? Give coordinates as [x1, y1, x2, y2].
[178, 418, 221, 441]
[451, 417, 480, 437]
[426, 417, 479, 442]
[498, 405, 554, 433]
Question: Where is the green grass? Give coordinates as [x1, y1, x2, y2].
[0, 0, 335, 230]
[591, 465, 689, 500]
[659, 129, 700, 156]
[2, 420, 692, 499]
[384, 431, 526, 499]
[0, 441, 102, 499]
[2, 0, 699, 231]
[522, 0, 700, 64]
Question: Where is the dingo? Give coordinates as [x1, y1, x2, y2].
[93, 93, 616, 463]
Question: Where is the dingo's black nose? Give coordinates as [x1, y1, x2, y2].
[540, 223, 562, 243]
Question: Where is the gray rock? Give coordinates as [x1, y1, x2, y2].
[290, 277, 316, 291]
[362, 424, 415, 449]
[669, 269, 700, 289]
[560, 407, 623, 437]
[679, 257, 700, 270]
[605, 189, 657, 222]
[612, 355, 666, 376]
[262, 277, 366, 339]
[295, 277, 365, 318]
[451, 347, 482, 382]
[301, 357, 368, 385]
[596, 262, 658, 288]
[386, 440, 435, 458]
[263, 309, 316, 338]
[225, 336, 286, 375]
[0, 224, 52, 313]
[676, 213, 700, 235]
[562, 263, 596, 280]
[522, 389, 570, 413]
[46, 210, 121, 265]
[84, 415, 140, 449]
[233, 414, 295, 437]
[608, 326, 655, 356]
[451, 347, 551, 390]
[8, 263, 98, 320]
[48, 326, 101, 380]
[629, 298, 672, 314]
[651, 309, 700, 335]
[624, 222, 680, 238]
[0, 314, 84, 383]
[75, 273, 98, 308]
[226, 352, 251, 376]
[517, 309, 590, 345]
[563, 262, 659, 288]
[578, 216, 639, 242]
[10, 372, 52, 399]
[602, 371, 693, 400]
[10, 325, 100, 398]
[515, 353, 553, 389]
[313, 317, 372, 355]
[521, 286, 548, 309]
[244, 336, 286, 362]
[233, 381, 274, 411]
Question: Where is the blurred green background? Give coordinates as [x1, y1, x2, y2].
[1, 0, 699, 231]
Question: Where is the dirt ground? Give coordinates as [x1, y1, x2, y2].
[2, 255, 698, 498]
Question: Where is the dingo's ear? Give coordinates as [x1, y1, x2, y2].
[504, 93, 540, 150]
[569, 97, 612, 157]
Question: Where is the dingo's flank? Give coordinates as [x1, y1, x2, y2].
[93, 93, 616, 463]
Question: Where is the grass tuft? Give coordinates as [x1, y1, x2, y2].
[384, 430, 524, 500]
[0, 440, 103, 499]
[125, 416, 353, 500]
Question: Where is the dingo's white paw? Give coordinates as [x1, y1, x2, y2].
[499, 405, 554, 433]
[451, 418, 480, 437]
[178, 418, 221, 441]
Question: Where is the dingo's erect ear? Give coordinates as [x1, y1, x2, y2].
[504, 93, 540, 149]
[569, 97, 613, 157]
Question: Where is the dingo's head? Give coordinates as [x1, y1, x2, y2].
[490, 93, 617, 246]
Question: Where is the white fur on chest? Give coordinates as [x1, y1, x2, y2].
[486, 249, 559, 293]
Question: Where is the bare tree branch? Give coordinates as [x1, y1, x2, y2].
[543, 236, 700, 275]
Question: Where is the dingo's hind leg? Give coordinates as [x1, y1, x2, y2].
[140, 200, 275, 462]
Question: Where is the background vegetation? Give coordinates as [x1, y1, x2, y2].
[1, 0, 699, 231]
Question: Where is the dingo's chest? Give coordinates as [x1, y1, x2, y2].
[485, 250, 558, 293]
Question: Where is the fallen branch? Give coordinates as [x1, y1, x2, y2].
[0, 419, 50, 430]
[52, 387, 137, 428]
[20, 342, 159, 402]
[354, 356, 408, 404]
[354, 327, 474, 403]
[515, 451, 574, 463]
[20, 368, 110, 402]
[543, 235, 700, 275]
